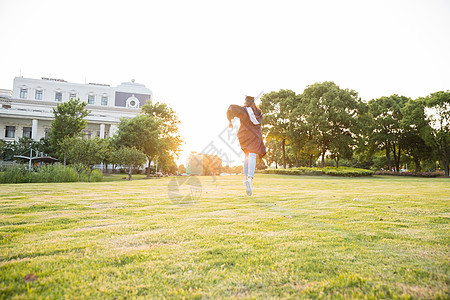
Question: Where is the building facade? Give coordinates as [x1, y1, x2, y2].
[0, 77, 153, 142]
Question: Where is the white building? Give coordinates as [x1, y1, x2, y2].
[0, 77, 153, 142]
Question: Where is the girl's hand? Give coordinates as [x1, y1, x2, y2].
[228, 122, 233, 129]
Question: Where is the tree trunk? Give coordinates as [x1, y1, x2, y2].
[78, 172, 82, 182]
[295, 151, 299, 168]
[321, 150, 325, 168]
[392, 145, 401, 172]
[443, 139, 450, 176]
[440, 146, 449, 176]
[128, 165, 132, 180]
[309, 154, 313, 168]
[147, 158, 151, 177]
[336, 157, 340, 169]
[391, 144, 398, 172]
[414, 157, 421, 173]
[282, 139, 286, 169]
[445, 157, 449, 176]
[386, 144, 392, 171]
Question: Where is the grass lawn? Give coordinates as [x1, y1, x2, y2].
[101, 174, 154, 182]
[0, 175, 448, 299]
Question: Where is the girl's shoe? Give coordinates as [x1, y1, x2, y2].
[244, 178, 253, 196]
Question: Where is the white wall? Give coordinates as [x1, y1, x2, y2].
[1, 77, 153, 142]
[13, 77, 114, 106]
[12, 77, 153, 107]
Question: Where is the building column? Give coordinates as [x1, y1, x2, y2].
[109, 124, 118, 137]
[32, 119, 38, 140]
[100, 123, 105, 139]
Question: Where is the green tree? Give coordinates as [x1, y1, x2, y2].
[329, 132, 354, 168]
[111, 147, 147, 180]
[0, 139, 12, 161]
[83, 138, 109, 181]
[0, 137, 56, 163]
[114, 114, 159, 176]
[288, 95, 322, 168]
[161, 156, 178, 174]
[367, 95, 410, 171]
[9, 137, 39, 157]
[401, 98, 434, 172]
[265, 138, 283, 169]
[141, 101, 183, 174]
[50, 98, 90, 162]
[299, 82, 362, 168]
[115, 102, 182, 177]
[260, 90, 296, 168]
[423, 91, 450, 176]
[62, 137, 108, 182]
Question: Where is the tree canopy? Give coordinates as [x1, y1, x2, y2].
[260, 89, 296, 168]
[62, 136, 108, 182]
[259, 82, 447, 175]
[114, 101, 183, 176]
[423, 91, 450, 175]
[49, 98, 90, 161]
[297, 82, 363, 168]
[111, 146, 147, 180]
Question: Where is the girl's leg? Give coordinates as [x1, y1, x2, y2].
[248, 153, 257, 179]
[243, 152, 249, 180]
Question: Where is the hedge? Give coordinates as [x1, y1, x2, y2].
[258, 166, 373, 177]
[374, 170, 442, 177]
[0, 164, 103, 184]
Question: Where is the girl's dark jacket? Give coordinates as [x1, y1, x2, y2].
[227, 105, 266, 157]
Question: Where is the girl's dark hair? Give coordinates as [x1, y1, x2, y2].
[244, 96, 261, 113]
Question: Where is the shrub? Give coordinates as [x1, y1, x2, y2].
[0, 164, 103, 184]
[323, 167, 374, 177]
[258, 167, 373, 177]
[0, 165, 34, 183]
[32, 164, 78, 183]
[374, 170, 442, 177]
[80, 169, 103, 182]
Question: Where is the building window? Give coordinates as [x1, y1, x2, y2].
[88, 94, 95, 104]
[35, 90, 43, 100]
[70, 92, 77, 100]
[5, 126, 15, 138]
[20, 88, 28, 99]
[101, 96, 108, 106]
[44, 128, 51, 139]
[55, 92, 62, 101]
[23, 127, 32, 138]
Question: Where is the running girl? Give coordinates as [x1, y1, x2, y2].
[227, 96, 266, 196]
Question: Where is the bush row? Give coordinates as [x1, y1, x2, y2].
[0, 165, 103, 184]
[258, 167, 374, 177]
[373, 170, 442, 177]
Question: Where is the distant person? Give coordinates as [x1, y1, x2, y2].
[227, 96, 266, 196]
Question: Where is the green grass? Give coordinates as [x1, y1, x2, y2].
[0, 175, 449, 299]
[101, 174, 153, 182]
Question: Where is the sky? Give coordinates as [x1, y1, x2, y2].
[1, 0, 449, 166]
